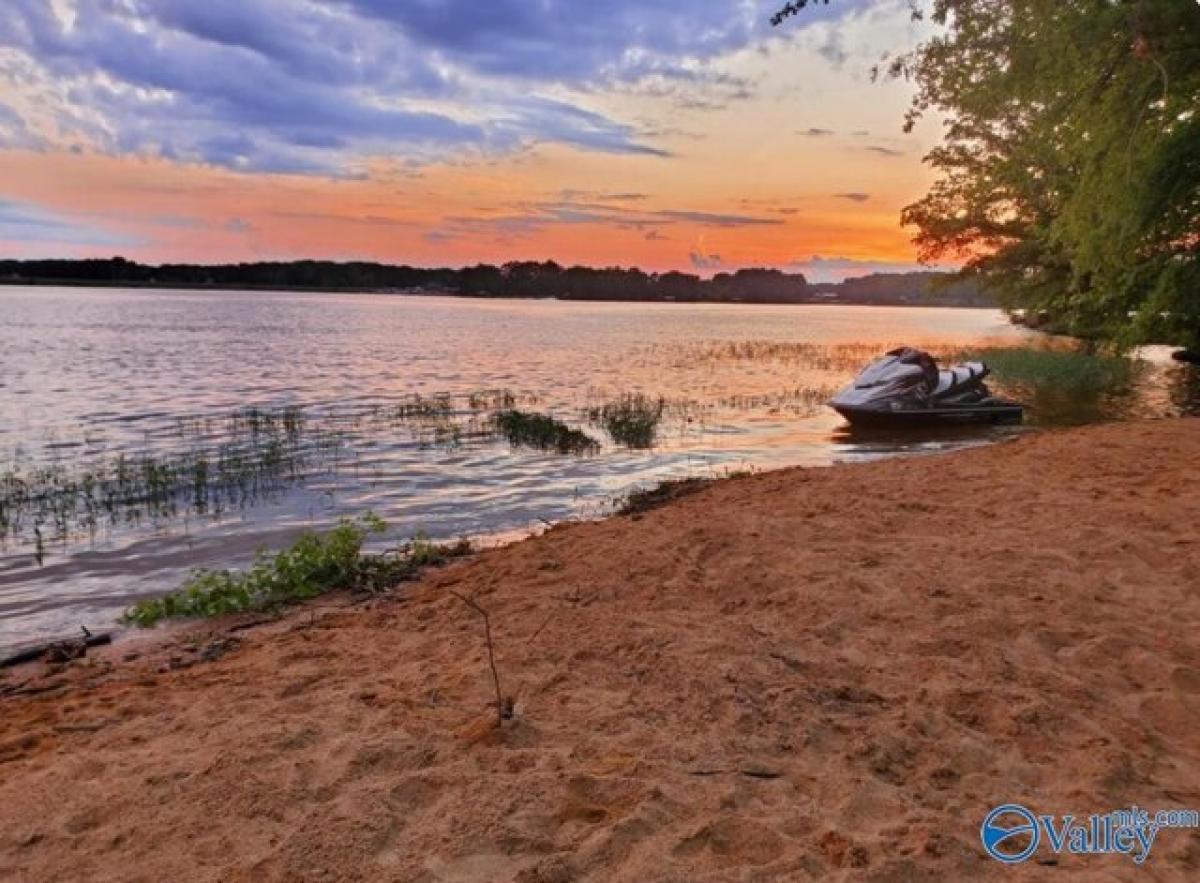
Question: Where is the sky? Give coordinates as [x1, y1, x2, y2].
[0, 0, 947, 281]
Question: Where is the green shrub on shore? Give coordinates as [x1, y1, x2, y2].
[493, 410, 599, 454]
[589, 394, 665, 449]
[121, 515, 470, 627]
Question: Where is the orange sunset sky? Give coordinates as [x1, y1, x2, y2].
[0, 0, 947, 281]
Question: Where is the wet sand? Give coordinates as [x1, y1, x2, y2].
[1, 418, 1198, 881]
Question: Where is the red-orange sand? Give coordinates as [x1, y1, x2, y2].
[1, 419, 1198, 882]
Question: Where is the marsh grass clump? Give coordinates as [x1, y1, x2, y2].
[121, 515, 471, 627]
[956, 347, 1137, 396]
[667, 340, 887, 373]
[466, 388, 536, 410]
[0, 438, 311, 551]
[2, 394, 485, 553]
[380, 394, 454, 421]
[616, 477, 711, 516]
[493, 410, 599, 454]
[589, 394, 665, 448]
[229, 405, 305, 443]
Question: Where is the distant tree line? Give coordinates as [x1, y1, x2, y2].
[810, 272, 993, 306]
[0, 256, 993, 307]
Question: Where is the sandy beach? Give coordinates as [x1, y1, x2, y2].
[1, 417, 1198, 881]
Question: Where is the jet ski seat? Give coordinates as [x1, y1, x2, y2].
[932, 361, 988, 399]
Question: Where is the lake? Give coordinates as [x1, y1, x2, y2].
[1, 286, 1195, 654]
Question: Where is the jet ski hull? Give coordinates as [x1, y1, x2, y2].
[832, 402, 1024, 427]
[829, 347, 1026, 428]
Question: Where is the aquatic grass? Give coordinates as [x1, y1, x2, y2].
[614, 465, 756, 517]
[616, 477, 711, 516]
[651, 340, 891, 373]
[493, 410, 599, 454]
[0, 433, 313, 551]
[378, 393, 454, 420]
[121, 515, 472, 626]
[589, 394, 665, 448]
[0, 394, 528, 554]
[954, 347, 1138, 396]
[467, 388, 538, 410]
[229, 405, 306, 442]
[713, 385, 839, 415]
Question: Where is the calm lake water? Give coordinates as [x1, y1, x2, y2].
[1, 286, 1195, 653]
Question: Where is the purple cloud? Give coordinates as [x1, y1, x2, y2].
[3, 0, 758, 173]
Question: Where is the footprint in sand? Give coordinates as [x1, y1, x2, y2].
[556, 774, 641, 826]
[673, 817, 784, 867]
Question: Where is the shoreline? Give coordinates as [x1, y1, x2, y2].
[2, 417, 1199, 880]
[0, 279, 999, 309]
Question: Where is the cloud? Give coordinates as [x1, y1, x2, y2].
[502, 95, 670, 158]
[438, 196, 785, 240]
[788, 254, 947, 283]
[2, 0, 747, 174]
[0, 101, 37, 149]
[834, 192, 871, 202]
[654, 210, 783, 228]
[801, 127, 835, 137]
[344, 0, 771, 84]
[645, 230, 668, 241]
[148, 214, 209, 229]
[815, 29, 848, 67]
[266, 211, 418, 229]
[865, 145, 905, 157]
[558, 189, 651, 203]
[613, 68, 759, 113]
[689, 250, 722, 270]
[441, 202, 621, 239]
[0, 198, 138, 246]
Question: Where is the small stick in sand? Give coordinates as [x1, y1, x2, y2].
[525, 612, 555, 647]
[449, 591, 511, 726]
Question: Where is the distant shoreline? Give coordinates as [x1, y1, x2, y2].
[0, 257, 998, 308]
[0, 276, 999, 309]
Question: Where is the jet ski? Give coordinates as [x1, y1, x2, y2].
[829, 347, 1024, 427]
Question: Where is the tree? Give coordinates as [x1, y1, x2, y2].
[776, 0, 1200, 350]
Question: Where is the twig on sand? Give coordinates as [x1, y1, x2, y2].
[450, 591, 512, 726]
[526, 612, 555, 647]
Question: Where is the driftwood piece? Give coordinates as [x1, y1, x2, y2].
[1, 627, 112, 668]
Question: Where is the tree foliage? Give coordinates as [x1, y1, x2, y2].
[776, 0, 1200, 349]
